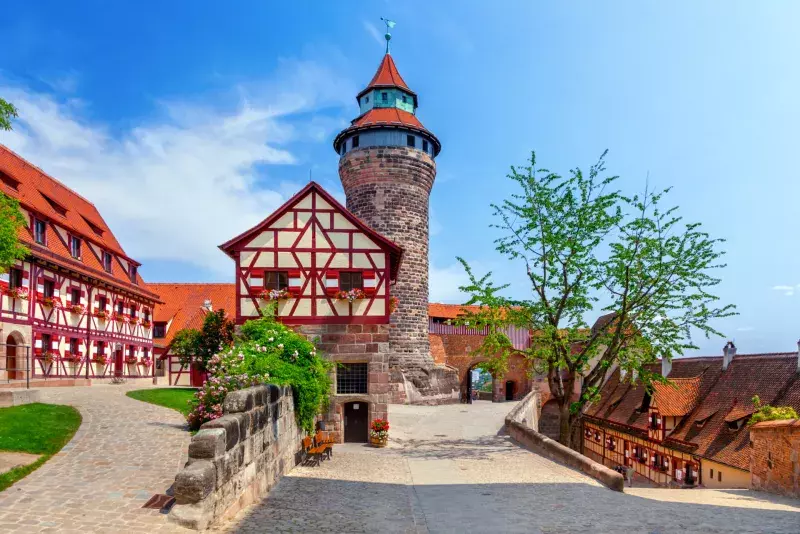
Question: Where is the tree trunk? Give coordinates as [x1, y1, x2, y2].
[557, 400, 572, 447]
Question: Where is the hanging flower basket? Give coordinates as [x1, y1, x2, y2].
[336, 289, 366, 303]
[369, 418, 389, 448]
[41, 352, 57, 368]
[94, 309, 109, 320]
[388, 295, 399, 314]
[112, 313, 126, 324]
[4, 287, 29, 300]
[140, 357, 152, 368]
[70, 304, 86, 315]
[259, 288, 292, 301]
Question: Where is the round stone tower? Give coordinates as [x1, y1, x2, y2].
[335, 43, 456, 402]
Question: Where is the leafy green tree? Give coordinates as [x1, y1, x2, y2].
[0, 97, 18, 131]
[0, 193, 29, 274]
[171, 309, 235, 372]
[459, 151, 735, 447]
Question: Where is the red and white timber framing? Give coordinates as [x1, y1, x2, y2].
[1, 258, 156, 379]
[219, 181, 403, 325]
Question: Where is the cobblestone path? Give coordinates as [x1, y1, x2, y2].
[222, 401, 800, 534]
[0, 384, 191, 533]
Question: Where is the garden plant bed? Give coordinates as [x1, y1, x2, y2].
[0, 403, 82, 491]
[126, 387, 196, 416]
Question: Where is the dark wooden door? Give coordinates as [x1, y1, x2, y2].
[114, 349, 123, 377]
[190, 363, 208, 387]
[6, 335, 18, 380]
[344, 401, 369, 442]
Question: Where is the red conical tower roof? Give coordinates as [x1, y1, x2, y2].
[356, 54, 417, 103]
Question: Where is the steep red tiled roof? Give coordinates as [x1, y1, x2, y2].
[149, 283, 236, 348]
[351, 107, 424, 129]
[357, 54, 414, 99]
[428, 303, 487, 319]
[1, 144, 157, 301]
[652, 376, 702, 416]
[588, 352, 800, 472]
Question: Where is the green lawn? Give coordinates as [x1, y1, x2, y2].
[126, 388, 196, 416]
[0, 403, 82, 491]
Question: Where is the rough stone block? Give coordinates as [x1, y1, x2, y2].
[203, 415, 240, 451]
[223, 388, 255, 413]
[188, 428, 226, 460]
[269, 384, 280, 403]
[174, 460, 216, 505]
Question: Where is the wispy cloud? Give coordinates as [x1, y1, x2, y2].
[772, 284, 800, 296]
[1, 59, 355, 277]
[430, 261, 471, 303]
[362, 20, 384, 49]
[736, 326, 755, 332]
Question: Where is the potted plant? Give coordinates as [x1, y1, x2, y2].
[369, 419, 389, 448]
[140, 356, 152, 369]
[93, 355, 108, 374]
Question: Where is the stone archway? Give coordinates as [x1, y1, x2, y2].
[540, 399, 561, 441]
[4, 331, 27, 381]
[462, 359, 492, 403]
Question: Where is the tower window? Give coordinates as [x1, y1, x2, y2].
[402, 94, 407, 103]
[407, 135, 416, 148]
[422, 140, 429, 153]
[337, 362, 368, 394]
[365, 96, 369, 104]
[352, 135, 359, 149]
[381, 92, 388, 102]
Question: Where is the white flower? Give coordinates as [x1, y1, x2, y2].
[277, 343, 284, 349]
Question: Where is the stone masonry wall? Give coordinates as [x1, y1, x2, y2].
[169, 385, 301, 530]
[339, 146, 435, 369]
[339, 146, 460, 404]
[295, 323, 390, 442]
[750, 419, 800, 499]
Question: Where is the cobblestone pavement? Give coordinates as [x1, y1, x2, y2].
[222, 401, 800, 534]
[0, 383, 191, 533]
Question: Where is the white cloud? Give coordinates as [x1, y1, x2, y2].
[736, 326, 755, 332]
[772, 284, 800, 296]
[362, 20, 385, 49]
[430, 262, 471, 303]
[1, 59, 355, 277]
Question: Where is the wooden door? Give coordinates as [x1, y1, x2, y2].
[114, 349, 123, 377]
[505, 380, 515, 401]
[5, 335, 18, 380]
[343, 401, 369, 442]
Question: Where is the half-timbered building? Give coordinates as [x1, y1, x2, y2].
[0, 144, 158, 384]
[583, 343, 800, 488]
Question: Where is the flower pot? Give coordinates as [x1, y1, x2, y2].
[370, 436, 388, 448]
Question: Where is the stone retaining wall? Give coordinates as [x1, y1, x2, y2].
[505, 390, 624, 492]
[169, 384, 302, 530]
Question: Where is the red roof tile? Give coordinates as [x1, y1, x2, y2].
[1, 144, 158, 301]
[652, 376, 702, 416]
[357, 54, 415, 99]
[149, 283, 237, 348]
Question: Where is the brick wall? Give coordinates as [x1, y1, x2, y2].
[295, 323, 390, 442]
[750, 419, 800, 498]
[169, 385, 301, 530]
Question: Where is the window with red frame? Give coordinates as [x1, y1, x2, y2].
[265, 271, 288, 290]
[340, 272, 363, 291]
[69, 338, 79, 355]
[70, 235, 81, 258]
[43, 280, 55, 298]
[70, 287, 80, 306]
[34, 219, 46, 245]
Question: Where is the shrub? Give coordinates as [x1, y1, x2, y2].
[187, 313, 332, 434]
[748, 395, 799, 426]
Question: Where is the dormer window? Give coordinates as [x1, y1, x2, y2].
[0, 170, 20, 190]
[70, 236, 82, 259]
[81, 215, 105, 236]
[34, 219, 46, 245]
[40, 192, 68, 217]
[103, 251, 113, 272]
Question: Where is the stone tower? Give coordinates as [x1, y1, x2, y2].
[334, 43, 458, 404]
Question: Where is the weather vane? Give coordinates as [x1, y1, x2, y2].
[381, 18, 396, 54]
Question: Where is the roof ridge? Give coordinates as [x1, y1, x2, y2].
[0, 143, 98, 208]
[148, 282, 235, 286]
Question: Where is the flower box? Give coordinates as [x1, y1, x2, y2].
[63, 353, 82, 364]
[4, 287, 29, 300]
[259, 288, 292, 301]
[335, 289, 366, 303]
[42, 297, 60, 308]
[141, 320, 152, 328]
[140, 357, 152, 368]
[94, 310, 109, 320]
[112, 314, 126, 323]
[124, 357, 138, 365]
[70, 304, 86, 315]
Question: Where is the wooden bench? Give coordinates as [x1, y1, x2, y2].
[302, 436, 328, 466]
[315, 431, 334, 460]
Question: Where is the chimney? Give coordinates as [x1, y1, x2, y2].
[723, 341, 736, 371]
[662, 357, 672, 377]
[203, 298, 213, 311]
[796, 339, 800, 374]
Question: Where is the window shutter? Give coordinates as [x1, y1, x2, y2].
[21, 270, 30, 288]
[51, 338, 60, 351]
[36, 276, 44, 297]
[0, 271, 9, 288]
[362, 271, 377, 295]
[53, 286, 60, 299]
[33, 333, 42, 354]
[77, 343, 84, 356]
[325, 270, 340, 296]
[249, 272, 263, 293]
[80, 290, 87, 306]
[288, 270, 302, 295]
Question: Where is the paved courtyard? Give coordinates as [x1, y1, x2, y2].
[0, 388, 798, 533]
[223, 401, 800, 534]
[0, 383, 190, 533]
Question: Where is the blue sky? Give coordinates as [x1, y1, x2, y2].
[2, 2, 799, 356]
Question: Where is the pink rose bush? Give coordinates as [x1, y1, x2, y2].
[186, 313, 332, 433]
